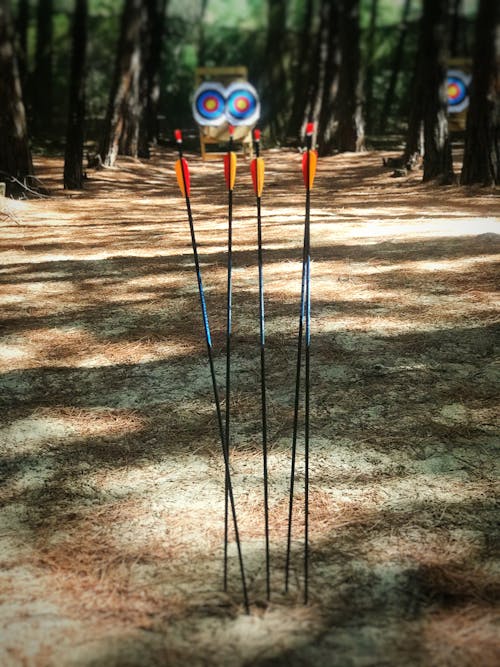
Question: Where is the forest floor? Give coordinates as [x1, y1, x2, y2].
[0, 146, 499, 667]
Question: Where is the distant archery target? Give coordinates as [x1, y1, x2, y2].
[225, 82, 260, 126]
[447, 69, 471, 113]
[193, 82, 226, 126]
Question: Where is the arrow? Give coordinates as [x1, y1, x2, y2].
[223, 125, 236, 593]
[175, 158, 190, 197]
[301, 146, 317, 190]
[251, 129, 265, 197]
[173, 129, 249, 614]
[285, 121, 315, 604]
[251, 128, 271, 600]
[224, 152, 237, 191]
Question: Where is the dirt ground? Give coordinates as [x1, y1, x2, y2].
[0, 146, 499, 667]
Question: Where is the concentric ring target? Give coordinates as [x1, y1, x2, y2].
[225, 82, 260, 126]
[192, 82, 226, 126]
[447, 69, 471, 113]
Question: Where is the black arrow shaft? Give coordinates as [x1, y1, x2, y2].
[177, 144, 249, 613]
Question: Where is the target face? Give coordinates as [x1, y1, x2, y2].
[192, 82, 226, 126]
[225, 82, 260, 126]
[447, 70, 471, 113]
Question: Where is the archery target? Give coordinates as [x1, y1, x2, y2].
[193, 82, 226, 126]
[225, 82, 260, 126]
[447, 69, 471, 113]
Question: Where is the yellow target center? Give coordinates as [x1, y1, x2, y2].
[205, 99, 217, 111]
[236, 98, 249, 111]
[448, 83, 459, 97]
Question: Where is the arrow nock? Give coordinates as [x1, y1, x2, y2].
[253, 128, 261, 157]
[305, 122, 314, 151]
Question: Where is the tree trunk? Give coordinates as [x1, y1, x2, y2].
[365, 0, 378, 134]
[403, 4, 424, 162]
[449, 0, 462, 58]
[287, 0, 314, 139]
[118, 1, 147, 158]
[421, 0, 453, 183]
[263, 0, 288, 142]
[138, 0, 168, 157]
[33, 0, 53, 135]
[461, 0, 500, 185]
[0, 0, 34, 197]
[300, 0, 328, 135]
[64, 0, 87, 190]
[15, 0, 29, 90]
[100, 0, 144, 166]
[317, 0, 341, 155]
[148, 0, 168, 144]
[379, 0, 412, 133]
[336, 0, 365, 152]
[197, 0, 208, 66]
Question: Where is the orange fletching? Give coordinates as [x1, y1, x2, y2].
[175, 158, 190, 197]
[302, 150, 317, 190]
[224, 152, 237, 190]
[251, 157, 265, 197]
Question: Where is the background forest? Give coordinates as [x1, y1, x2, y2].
[1, 0, 498, 195]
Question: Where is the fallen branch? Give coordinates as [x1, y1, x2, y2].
[0, 171, 50, 198]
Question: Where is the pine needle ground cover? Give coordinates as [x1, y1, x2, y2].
[0, 148, 498, 667]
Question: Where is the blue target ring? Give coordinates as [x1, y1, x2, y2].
[447, 70, 471, 113]
[225, 82, 260, 126]
[227, 91, 256, 120]
[192, 82, 226, 126]
[197, 90, 224, 120]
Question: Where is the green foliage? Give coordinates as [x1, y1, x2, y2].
[12, 0, 480, 145]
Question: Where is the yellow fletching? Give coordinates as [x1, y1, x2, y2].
[224, 151, 237, 190]
[251, 157, 265, 197]
[302, 149, 318, 190]
[175, 158, 190, 197]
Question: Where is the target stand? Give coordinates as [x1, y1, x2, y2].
[194, 67, 257, 161]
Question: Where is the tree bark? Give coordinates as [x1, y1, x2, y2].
[100, 0, 144, 166]
[461, 0, 500, 185]
[0, 0, 34, 197]
[64, 0, 88, 190]
[421, 0, 453, 183]
[33, 0, 53, 135]
[335, 0, 365, 152]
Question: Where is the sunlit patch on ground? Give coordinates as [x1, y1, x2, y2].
[0, 148, 499, 666]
